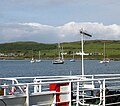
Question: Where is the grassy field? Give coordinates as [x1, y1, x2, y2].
[0, 40, 120, 60]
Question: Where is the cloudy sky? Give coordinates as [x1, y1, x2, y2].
[0, 0, 120, 43]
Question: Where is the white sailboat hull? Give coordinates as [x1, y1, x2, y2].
[30, 60, 35, 63]
[53, 59, 64, 64]
[70, 59, 75, 62]
[100, 60, 110, 63]
[36, 59, 41, 62]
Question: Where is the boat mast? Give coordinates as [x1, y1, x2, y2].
[61, 46, 64, 60]
[80, 29, 92, 76]
[103, 42, 106, 60]
[58, 43, 61, 59]
[73, 51, 74, 59]
[39, 51, 40, 60]
[32, 49, 34, 59]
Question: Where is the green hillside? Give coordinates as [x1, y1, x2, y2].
[0, 41, 56, 51]
[0, 40, 120, 60]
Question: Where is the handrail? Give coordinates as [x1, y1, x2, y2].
[0, 74, 120, 105]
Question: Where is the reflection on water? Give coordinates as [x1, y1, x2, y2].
[0, 60, 120, 77]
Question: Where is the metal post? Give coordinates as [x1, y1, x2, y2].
[12, 80, 15, 94]
[92, 75, 94, 87]
[76, 81, 79, 106]
[51, 94, 56, 106]
[4, 83, 7, 96]
[81, 33, 84, 76]
[69, 82, 72, 106]
[26, 84, 29, 106]
[99, 80, 102, 105]
[103, 79, 106, 106]
[12, 80, 14, 85]
[39, 80, 41, 92]
[80, 29, 92, 76]
[82, 85, 85, 105]
[33, 79, 37, 93]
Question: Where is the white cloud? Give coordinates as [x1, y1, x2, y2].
[0, 22, 120, 43]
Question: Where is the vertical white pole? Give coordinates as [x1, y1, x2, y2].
[4, 83, 7, 96]
[92, 75, 94, 86]
[99, 80, 102, 105]
[81, 33, 84, 76]
[34, 79, 37, 93]
[12, 80, 14, 94]
[76, 81, 79, 106]
[103, 79, 106, 106]
[69, 82, 72, 106]
[39, 80, 41, 92]
[26, 84, 29, 106]
[51, 94, 56, 106]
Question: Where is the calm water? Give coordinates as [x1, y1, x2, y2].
[0, 60, 120, 78]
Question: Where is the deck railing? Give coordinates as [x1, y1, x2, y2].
[0, 74, 120, 106]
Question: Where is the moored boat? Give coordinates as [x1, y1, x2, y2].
[53, 43, 64, 64]
[36, 51, 41, 63]
[30, 49, 35, 63]
[100, 43, 110, 64]
[100, 59, 110, 63]
[70, 59, 75, 62]
[30, 58, 35, 63]
[52, 59, 64, 64]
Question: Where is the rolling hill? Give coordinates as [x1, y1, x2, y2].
[0, 40, 119, 60]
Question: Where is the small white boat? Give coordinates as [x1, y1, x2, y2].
[35, 59, 41, 62]
[70, 59, 75, 62]
[52, 59, 64, 64]
[30, 58, 35, 63]
[100, 59, 110, 63]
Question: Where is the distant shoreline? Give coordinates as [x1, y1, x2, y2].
[0, 57, 120, 61]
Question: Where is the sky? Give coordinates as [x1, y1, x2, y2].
[0, 0, 120, 43]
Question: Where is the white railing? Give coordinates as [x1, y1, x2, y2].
[0, 74, 120, 106]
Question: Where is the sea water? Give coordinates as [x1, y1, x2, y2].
[0, 60, 120, 77]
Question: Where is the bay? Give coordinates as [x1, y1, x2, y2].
[0, 60, 120, 78]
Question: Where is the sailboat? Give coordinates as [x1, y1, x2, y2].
[30, 58, 35, 63]
[36, 51, 41, 62]
[70, 51, 75, 62]
[52, 43, 64, 64]
[30, 49, 35, 63]
[100, 43, 110, 63]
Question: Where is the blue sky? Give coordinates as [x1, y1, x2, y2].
[0, 0, 120, 43]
